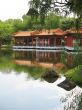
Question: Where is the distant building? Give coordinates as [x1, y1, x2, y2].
[12, 28, 82, 51]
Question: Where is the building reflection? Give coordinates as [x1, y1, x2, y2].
[14, 51, 62, 62]
[13, 50, 76, 70]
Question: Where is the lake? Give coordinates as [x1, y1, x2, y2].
[0, 49, 82, 110]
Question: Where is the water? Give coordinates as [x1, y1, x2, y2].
[0, 72, 65, 110]
[0, 49, 82, 110]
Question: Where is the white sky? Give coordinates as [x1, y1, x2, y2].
[0, 0, 30, 21]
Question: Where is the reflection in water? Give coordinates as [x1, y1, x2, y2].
[13, 50, 67, 70]
[58, 79, 76, 91]
[0, 50, 82, 110]
[14, 50, 62, 63]
[61, 87, 82, 110]
[0, 49, 82, 83]
[0, 71, 81, 110]
[13, 50, 64, 63]
[41, 69, 59, 83]
[0, 71, 66, 110]
[13, 50, 81, 70]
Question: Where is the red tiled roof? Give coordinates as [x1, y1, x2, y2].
[33, 29, 66, 36]
[66, 28, 82, 34]
[13, 31, 34, 37]
[13, 28, 66, 37]
[53, 28, 66, 36]
[35, 30, 53, 36]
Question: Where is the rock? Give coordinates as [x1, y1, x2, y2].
[42, 69, 59, 83]
[58, 78, 76, 91]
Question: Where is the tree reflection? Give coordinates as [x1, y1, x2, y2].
[60, 87, 82, 110]
[73, 53, 82, 67]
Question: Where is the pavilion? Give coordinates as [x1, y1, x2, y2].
[12, 28, 82, 51]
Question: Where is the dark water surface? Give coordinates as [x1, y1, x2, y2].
[0, 49, 82, 110]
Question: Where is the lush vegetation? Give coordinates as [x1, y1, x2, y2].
[28, 0, 82, 28]
[0, 0, 82, 86]
[0, 0, 82, 109]
[0, 0, 82, 45]
[0, 14, 78, 46]
[0, 50, 47, 79]
[65, 65, 82, 86]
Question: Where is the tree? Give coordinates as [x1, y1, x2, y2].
[28, 0, 52, 25]
[0, 19, 24, 45]
[28, 0, 82, 26]
[60, 18, 74, 30]
[67, 0, 82, 18]
[0, 21, 15, 45]
[12, 19, 24, 31]
[45, 14, 61, 29]
[22, 15, 32, 30]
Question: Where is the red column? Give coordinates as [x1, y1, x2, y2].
[54, 38, 56, 46]
[32, 38, 33, 46]
[48, 38, 49, 46]
[44, 39, 45, 46]
[48, 38, 50, 46]
[42, 39, 44, 46]
[45, 39, 47, 46]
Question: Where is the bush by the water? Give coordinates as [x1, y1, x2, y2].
[65, 65, 82, 86]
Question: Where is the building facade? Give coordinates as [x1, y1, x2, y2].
[12, 28, 82, 51]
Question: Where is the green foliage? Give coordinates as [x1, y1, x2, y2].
[60, 18, 75, 30]
[0, 50, 46, 79]
[65, 65, 82, 86]
[68, 0, 82, 18]
[14, 64, 46, 79]
[0, 18, 24, 45]
[28, 0, 82, 24]
[0, 8, 82, 46]
[28, 0, 82, 29]
[28, 0, 52, 25]
[0, 21, 15, 45]
[45, 14, 61, 29]
[21, 14, 63, 30]
[0, 50, 14, 71]
[12, 19, 24, 31]
[73, 53, 82, 67]
[22, 15, 32, 30]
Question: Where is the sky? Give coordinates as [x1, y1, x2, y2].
[0, 0, 30, 21]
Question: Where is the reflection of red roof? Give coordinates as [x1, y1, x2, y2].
[13, 28, 66, 37]
[14, 60, 54, 68]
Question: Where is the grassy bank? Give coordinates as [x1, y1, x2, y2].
[1, 45, 12, 49]
[65, 65, 82, 86]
